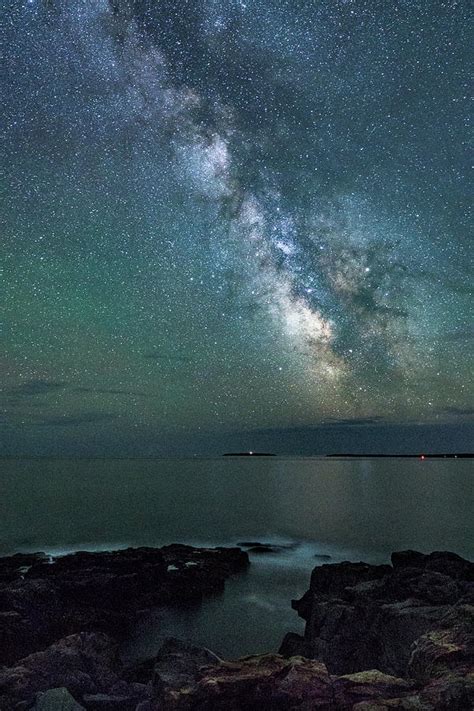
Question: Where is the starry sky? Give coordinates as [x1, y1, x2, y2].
[2, 0, 472, 455]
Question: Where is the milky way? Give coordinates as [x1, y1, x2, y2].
[1, 1, 472, 454]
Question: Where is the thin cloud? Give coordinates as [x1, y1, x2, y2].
[29, 412, 118, 427]
[74, 387, 150, 397]
[3, 380, 67, 397]
[320, 416, 387, 427]
[439, 407, 474, 417]
[250, 418, 389, 436]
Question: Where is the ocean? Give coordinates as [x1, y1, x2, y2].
[1, 456, 472, 659]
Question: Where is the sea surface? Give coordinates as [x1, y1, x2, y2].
[1, 457, 473, 660]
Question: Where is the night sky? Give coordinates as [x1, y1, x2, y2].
[2, 1, 472, 456]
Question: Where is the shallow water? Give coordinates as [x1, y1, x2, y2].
[1, 457, 472, 659]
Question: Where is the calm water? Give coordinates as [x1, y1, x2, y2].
[1, 457, 473, 659]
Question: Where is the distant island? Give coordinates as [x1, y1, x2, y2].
[326, 453, 473, 458]
[223, 452, 276, 457]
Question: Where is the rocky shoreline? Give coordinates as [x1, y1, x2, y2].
[0, 546, 472, 709]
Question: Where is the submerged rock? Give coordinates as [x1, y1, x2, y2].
[237, 541, 299, 554]
[248, 545, 281, 554]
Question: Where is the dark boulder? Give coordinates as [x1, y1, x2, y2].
[391, 550, 474, 582]
[0, 552, 47, 584]
[279, 631, 309, 658]
[283, 549, 474, 684]
[0, 632, 121, 710]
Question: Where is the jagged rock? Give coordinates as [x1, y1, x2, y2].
[1, 548, 471, 710]
[0, 633, 120, 710]
[156, 545, 249, 604]
[286, 551, 474, 678]
[0, 578, 69, 665]
[391, 550, 474, 582]
[0, 545, 249, 666]
[156, 653, 334, 710]
[294, 562, 392, 614]
[149, 649, 429, 710]
[152, 637, 221, 694]
[408, 604, 474, 681]
[332, 670, 414, 708]
[0, 552, 47, 584]
[390, 550, 428, 570]
[24, 547, 168, 609]
[418, 672, 474, 711]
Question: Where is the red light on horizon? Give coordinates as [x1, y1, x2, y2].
[420, 455, 425, 460]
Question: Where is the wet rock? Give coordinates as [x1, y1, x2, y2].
[237, 541, 284, 554]
[156, 545, 249, 603]
[236, 541, 267, 548]
[0, 545, 248, 666]
[248, 545, 280, 554]
[237, 541, 298, 554]
[25, 547, 168, 609]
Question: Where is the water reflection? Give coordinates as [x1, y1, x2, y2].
[0, 458, 472, 557]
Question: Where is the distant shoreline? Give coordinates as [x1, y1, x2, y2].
[326, 453, 472, 458]
[0, 452, 472, 460]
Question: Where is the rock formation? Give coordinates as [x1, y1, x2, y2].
[0, 548, 472, 709]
